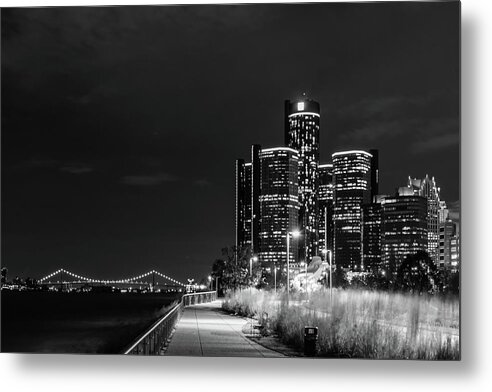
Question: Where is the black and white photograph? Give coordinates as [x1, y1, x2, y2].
[1, 0, 461, 361]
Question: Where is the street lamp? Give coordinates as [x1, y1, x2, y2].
[208, 275, 212, 291]
[286, 229, 301, 306]
[250, 256, 258, 277]
[274, 265, 279, 294]
[300, 261, 308, 294]
[322, 249, 333, 304]
[304, 261, 308, 294]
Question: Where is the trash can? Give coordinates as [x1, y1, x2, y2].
[304, 326, 318, 357]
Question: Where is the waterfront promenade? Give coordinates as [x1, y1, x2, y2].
[164, 301, 285, 358]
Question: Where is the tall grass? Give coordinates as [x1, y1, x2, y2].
[223, 288, 459, 359]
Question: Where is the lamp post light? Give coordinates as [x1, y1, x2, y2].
[208, 275, 212, 291]
[322, 249, 333, 304]
[300, 261, 308, 295]
[328, 249, 333, 304]
[250, 256, 258, 290]
[286, 229, 301, 306]
[249, 256, 258, 277]
[304, 261, 308, 295]
[274, 265, 278, 294]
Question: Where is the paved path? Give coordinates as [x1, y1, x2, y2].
[164, 301, 285, 358]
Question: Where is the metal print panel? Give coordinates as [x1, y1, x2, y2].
[1, 1, 460, 359]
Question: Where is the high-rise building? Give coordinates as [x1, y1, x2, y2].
[362, 197, 384, 271]
[332, 150, 372, 269]
[439, 219, 460, 272]
[381, 194, 428, 270]
[235, 145, 261, 256]
[407, 175, 441, 265]
[317, 163, 333, 257]
[235, 159, 252, 251]
[251, 144, 261, 256]
[258, 147, 300, 267]
[439, 200, 449, 223]
[369, 149, 379, 200]
[450, 223, 460, 273]
[285, 97, 320, 263]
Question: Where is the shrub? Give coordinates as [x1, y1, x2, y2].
[222, 288, 459, 360]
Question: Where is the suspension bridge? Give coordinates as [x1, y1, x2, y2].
[37, 268, 186, 290]
[8, 268, 286, 357]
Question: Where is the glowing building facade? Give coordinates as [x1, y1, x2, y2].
[332, 150, 372, 269]
[317, 163, 334, 256]
[407, 175, 441, 265]
[439, 219, 460, 272]
[381, 195, 428, 270]
[258, 147, 300, 267]
[362, 199, 383, 271]
[251, 144, 261, 256]
[369, 149, 379, 200]
[235, 159, 252, 251]
[285, 98, 320, 263]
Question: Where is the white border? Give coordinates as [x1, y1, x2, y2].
[2, 0, 491, 391]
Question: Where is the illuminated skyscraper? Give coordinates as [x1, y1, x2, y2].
[369, 149, 379, 200]
[332, 150, 372, 269]
[381, 194, 428, 270]
[406, 175, 441, 264]
[439, 219, 460, 272]
[251, 144, 261, 256]
[317, 163, 333, 256]
[285, 97, 320, 263]
[258, 147, 300, 267]
[362, 197, 384, 271]
[235, 159, 252, 251]
[235, 145, 260, 256]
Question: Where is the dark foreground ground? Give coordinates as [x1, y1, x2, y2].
[1, 291, 180, 354]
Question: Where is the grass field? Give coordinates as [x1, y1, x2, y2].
[223, 288, 460, 360]
[1, 291, 179, 354]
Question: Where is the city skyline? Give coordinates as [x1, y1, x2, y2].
[235, 95, 459, 275]
[2, 2, 459, 282]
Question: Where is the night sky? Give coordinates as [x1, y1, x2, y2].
[1, 2, 460, 283]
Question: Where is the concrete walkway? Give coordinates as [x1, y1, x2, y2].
[164, 301, 285, 358]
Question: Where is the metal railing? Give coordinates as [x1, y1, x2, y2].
[123, 290, 217, 355]
[182, 290, 216, 306]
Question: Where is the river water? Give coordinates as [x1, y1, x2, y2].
[1, 291, 180, 354]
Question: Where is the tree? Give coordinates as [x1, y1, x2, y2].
[365, 269, 391, 291]
[1, 267, 7, 285]
[395, 251, 438, 294]
[438, 269, 460, 295]
[212, 245, 256, 292]
[349, 273, 368, 290]
[332, 266, 348, 289]
[211, 258, 226, 295]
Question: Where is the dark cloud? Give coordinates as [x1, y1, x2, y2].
[194, 178, 211, 187]
[337, 91, 458, 155]
[11, 158, 60, 170]
[411, 132, 459, 154]
[340, 116, 459, 152]
[59, 165, 94, 174]
[120, 173, 178, 186]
